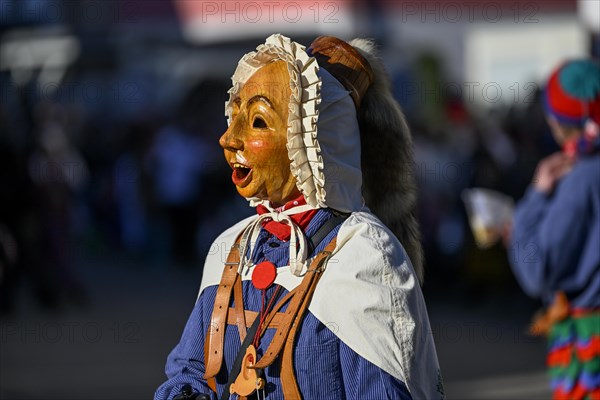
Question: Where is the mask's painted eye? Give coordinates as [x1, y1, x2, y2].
[253, 117, 267, 129]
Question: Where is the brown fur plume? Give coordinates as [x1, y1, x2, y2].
[349, 38, 424, 283]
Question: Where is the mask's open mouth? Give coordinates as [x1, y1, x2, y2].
[232, 163, 253, 186]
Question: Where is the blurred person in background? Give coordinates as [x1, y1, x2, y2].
[28, 106, 90, 306]
[169, 80, 251, 259]
[0, 88, 56, 314]
[144, 80, 245, 267]
[508, 59, 600, 399]
[113, 120, 155, 257]
[0, 142, 32, 314]
[146, 110, 209, 266]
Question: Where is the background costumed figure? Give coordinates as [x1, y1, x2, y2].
[507, 59, 600, 400]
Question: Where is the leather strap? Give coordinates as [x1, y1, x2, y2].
[220, 310, 264, 400]
[252, 274, 315, 369]
[206, 214, 344, 396]
[529, 291, 570, 337]
[306, 212, 348, 255]
[204, 337, 217, 393]
[232, 275, 247, 342]
[253, 238, 337, 370]
[204, 237, 242, 379]
[227, 309, 285, 328]
[204, 235, 301, 383]
[280, 238, 337, 399]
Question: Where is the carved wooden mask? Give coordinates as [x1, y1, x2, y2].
[219, 60, 300, 206]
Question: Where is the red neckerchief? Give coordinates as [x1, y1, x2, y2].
[562, 127, 600, 158]
[256, 195, 318, 241]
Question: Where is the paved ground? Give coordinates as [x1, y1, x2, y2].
[1, 249, 551, 399]
[426, 288, 551, 399]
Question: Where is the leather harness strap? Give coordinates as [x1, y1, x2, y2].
[204, 333, 217, 393]
[252, 238, 337, 370]
[204, 237, 243, 380]
[279, 238, 337, 399]
[232, 275, 247, 342]
[226, 309, 285, 328]
[252, 273, 317, 369]
[205, 231, 339, 398]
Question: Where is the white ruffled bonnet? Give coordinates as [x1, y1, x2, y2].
[225, 34, 363, 213]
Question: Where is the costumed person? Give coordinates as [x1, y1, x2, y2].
[508, 59, 600, 400]
[155, 34, 443, 400]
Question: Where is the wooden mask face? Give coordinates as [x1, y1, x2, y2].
[219, 60, 301, 206]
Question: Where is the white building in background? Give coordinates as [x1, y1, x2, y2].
[172, 0, 593, 110]
[380, 0, 590, 109]
[1, 0, 595, 118]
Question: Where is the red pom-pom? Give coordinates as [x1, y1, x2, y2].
[252, 261, 277, 290]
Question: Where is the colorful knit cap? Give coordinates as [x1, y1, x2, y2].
[544, 59, 600, 127]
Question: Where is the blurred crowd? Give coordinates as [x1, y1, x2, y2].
[0, 72, 255, 314]
[0, 39, 568, 316]
[396, 53, 561, 297]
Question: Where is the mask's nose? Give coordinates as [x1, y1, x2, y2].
[219, 123, 243, 152]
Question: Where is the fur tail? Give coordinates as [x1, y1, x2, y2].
[349, 38, 424, 284]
